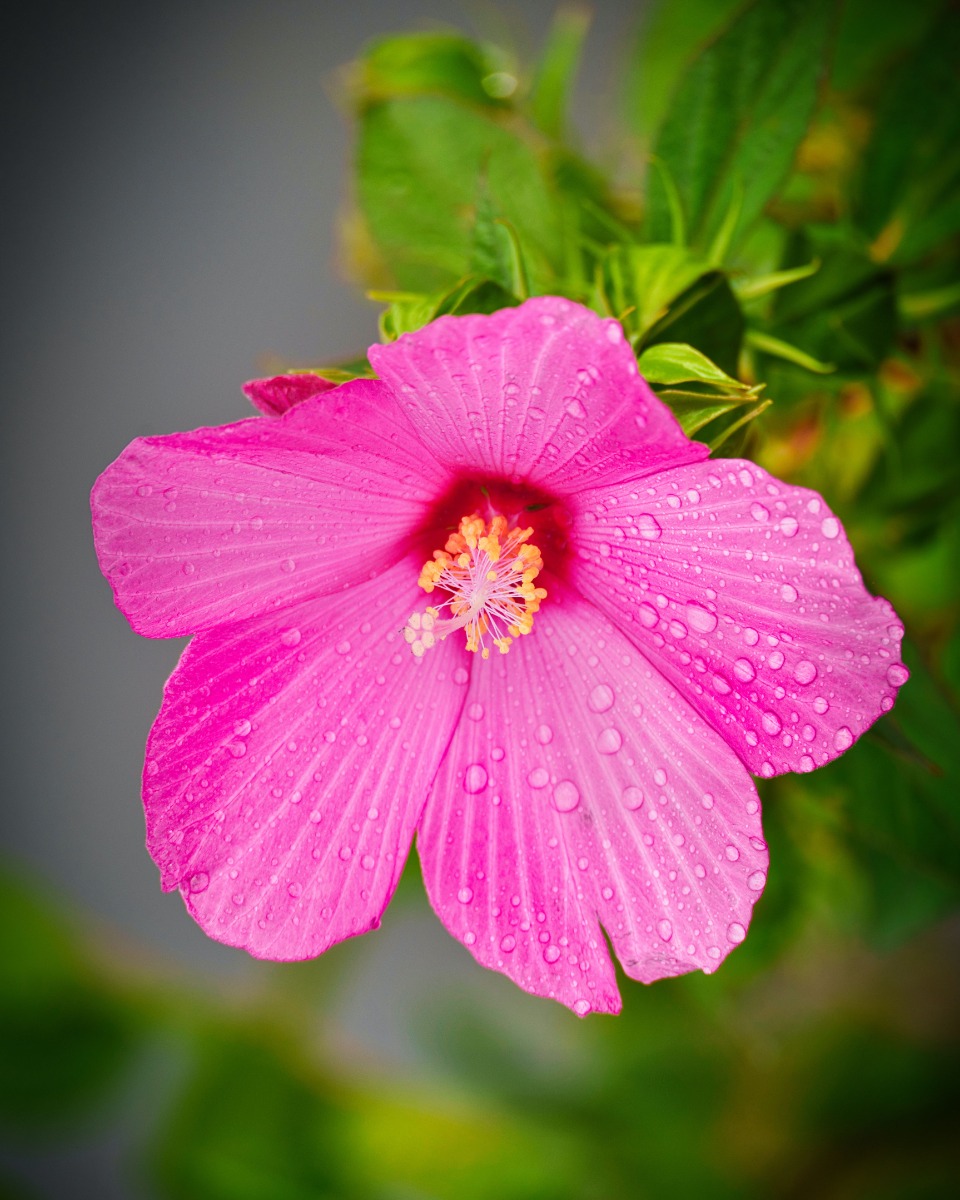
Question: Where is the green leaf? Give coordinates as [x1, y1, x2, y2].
[734, 258, 820, 301]
[0, 870, 142, 1133]
[637, 341, 750, 390]
[529, 4, 591, 140]
[855, 9, 960, 259]
[642, 271, 746, 376]
[898, 281, 960, 324]
[354, 32, 513, 109]
[596, 244, 712, 337]
[150, 1028, 353, 1200]
[644, 0, 834, 255]
[469, 181, 530, 297]
[354, 96, 562, 292]
[746, 328, 835, 374]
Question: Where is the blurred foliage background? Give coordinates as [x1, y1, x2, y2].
[4, 0, 959, 1196]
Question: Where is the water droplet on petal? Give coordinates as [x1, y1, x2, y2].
[779, 516, 799, 537]
[750, 502, 769, 522]
[821, 516, 841, 539]
[543, 944, 561, 963]
[637, 602, 659, 629]
[535, 723, 553, 744]
[233, 719, 252, 737]
[467, 702, 484, 721]
[747, 871, 766, 891]
[500, 934, 516, 953]
[553, 780, 580, 812]
[280, 628, 301, 647]
[527, 766, 550, 789]
[657, 919, 673, 942]
[727, 922, 746, 944]
[457, 886, 473, 904]
[834, 726, 854, 752]
[734, 657, 756, 682]
[794, 659, 818, 685]
[597, 727, 622, 755]
[761, 711, 782, 735]
[686, 602, 718, 634]
[886, 664, 909, 687]
[463, 763, 488, 793]
[187, 872, 209, 894]
[588, 683, 615, 713]
[780, 583, 799, 603]
[621, 786, 644, 811]
[637, 513, 662, 540]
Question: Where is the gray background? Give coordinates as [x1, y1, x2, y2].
[4, 0, 642, 1071]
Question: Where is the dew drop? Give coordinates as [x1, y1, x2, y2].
[780, 583, 799, 603]
[637, 513, 663, 540]
[834, 726, 854, 752]
[597, 727, 622, 755]
[543, 944, 561, 964]
[457, 886, 474, 904]
[527, 766, 550, 789]
[794, 659, 818, 685]
[233, 719, 252, 737]
[685, 602, 718, 634]
[467, 702, 484, 721]
[747, 871, 767, 892]
[500, 934, 516, 953]
[573, 999, 591, 1016]
[657, 919, 673, 942]
[761, 711, 782, 735]
[463, 763, 488, 793]
[725, 844, 740, 862]
[727, 922, 747, 944]
[768, 650, 785, 670]
[750, 502, 769, 522]
[187, 871, 209, 894]
[621, 786, 644, 811]
[886, 664, 909, 687]
[535, 723, 553, 744]
[280, 628, 301, 647]
[734, 657, 756, 682]
[779, 516, 799, 537]
[553, 780, 581, 812]
[821, 516, 841, 539]
[637, 602, 659, 629]
[588, 683, 615, 713]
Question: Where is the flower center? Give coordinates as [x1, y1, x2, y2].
[405, 513, 547, 659]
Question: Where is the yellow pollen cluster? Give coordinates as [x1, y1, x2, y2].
[404, 513, 547, 659]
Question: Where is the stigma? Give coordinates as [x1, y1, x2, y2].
[405, 513, 547, 659]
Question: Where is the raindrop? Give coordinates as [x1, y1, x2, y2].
[886, 664, 909, 687]
[535, 723, 553, 744]
[621, 786, 644, 811]
[750, 503, 769, 522]
[588, 683, 615, 713]
[233, 719, 252, 737]
[686, 602, 718, 634]
[637, 603, 659, 629]
[761, 711, 782, 735]
[834, 726, 854, 752]
[725, 844, 740, 861]
[463, 763, 488, 793]
[457, 887, 474, 904]
[653, 768, 668, 786]
[657, 919, 673, 942]
[747, 871, 766, 891]
[597, 727, 622, 755]
[794, 660, 818, 685]
[500, 934, 516, 953]
[734, 657, 756, 682]
[552, 780, 581, 812]
[543, 944, 561, 964]
[637, 513, 663, 540]
[187, 871, 209, 894]
[573, 999, 591, 1016]
[527, 766, 550, 789]
[669, 619, 688, 639]
[821, 516, 841, 539]
[727, 922, 746, 944]
[280, 628, 301, 647]
[467, 702, 484, 721]
[779, 516, 799, 537]
[780, 583, 799, 603]
[768, 650, 785, 670]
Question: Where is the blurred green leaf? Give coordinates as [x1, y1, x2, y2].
[150, 1028, 352, 1200]
[0, 870, 142, 1134]
[734, 258, 820, 301]
[643, 271, 745, 376]
[854, 8, 960, 261]
[645, 0, 834, 255]
[529, 4, 590, 140]
[354, 32, 513, 109]
[596, 243, 711, 336]
[355, 96, 563, 292]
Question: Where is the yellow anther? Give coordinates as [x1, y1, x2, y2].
[405, 511, 547, 659]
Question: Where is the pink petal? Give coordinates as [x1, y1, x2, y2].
[417, 581, 767, 1016]
[92, 379, 452, 637]
[145, 557, 470, 960]
[242, 372, 337, 417]
[570, 458, 907, 777]
[369, 297, 703, 492]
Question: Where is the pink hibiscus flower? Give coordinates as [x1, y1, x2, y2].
[91, 297, 907, 1015]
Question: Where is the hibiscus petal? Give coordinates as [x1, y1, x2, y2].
[570, 458, 907, 777]
[369, 296, 702, 491]
[145, 557, 470, 960]
[417, 581, 766, 1016]
[92, 379, 451, 637]
[242, 372, 336, 417]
